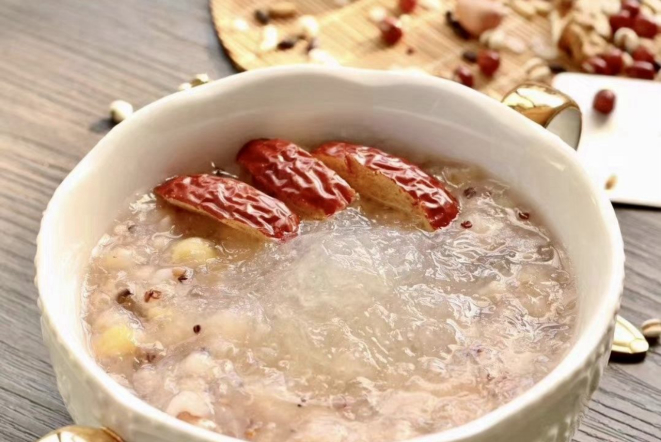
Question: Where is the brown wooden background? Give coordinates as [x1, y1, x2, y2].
[0, 1, 659, 441]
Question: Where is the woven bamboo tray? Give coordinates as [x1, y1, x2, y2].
[210, 0, 576, 96]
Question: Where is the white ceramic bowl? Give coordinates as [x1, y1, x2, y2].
[36, 66, 624, 442]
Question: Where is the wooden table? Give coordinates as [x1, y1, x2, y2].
[0, 1, 659, 441]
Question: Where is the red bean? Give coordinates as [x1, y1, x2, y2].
[632, 46, 655, 63]
[601, 49, 624, 75]
[380, 17, 404, 46]
[582, 57, 609, 75]
[477, 50, 501, 76]
[609, 11, 634, 33]
[625, 61, 656, 79]
[277, 37, 298, 51]
[399, 0, 417, 13]
[621, 0, 640, 17]
[549, 63, 568, 73]
[633, 14, 658, 38]
[254, 9, 270, 25]
[454, 66, 474, 87]
[463, 187, 477, 198]
[593, 90, 616, 114]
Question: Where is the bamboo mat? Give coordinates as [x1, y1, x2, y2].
[210, 0, 577, 96]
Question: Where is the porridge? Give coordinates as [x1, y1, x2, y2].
[83, 139, 577, 442]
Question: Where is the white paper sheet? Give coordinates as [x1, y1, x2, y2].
[553, 73, 661, 208]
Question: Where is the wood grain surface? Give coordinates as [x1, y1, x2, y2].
[0, 1, 659, 441]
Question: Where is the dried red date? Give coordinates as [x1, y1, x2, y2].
[154, 174, 300, 241]
[238, 139, 356, 219]
[312, 142, 459, 231]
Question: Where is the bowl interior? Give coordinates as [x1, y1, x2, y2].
[37, 67, 623, 441]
